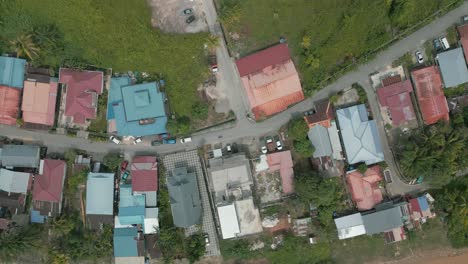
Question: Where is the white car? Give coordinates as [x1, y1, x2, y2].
[109, 136, 121, 144]
[180, 137, 192, 143]
[204, 234, 210, 246]
[261, 146, 267, 154]
[276, 140, 283, 150]
[415, 50, 424, 64]
[133, 137, 142, 144]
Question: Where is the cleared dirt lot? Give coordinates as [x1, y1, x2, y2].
[148, 0, 208, 33]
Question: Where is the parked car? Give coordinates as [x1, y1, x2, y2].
[180, 137, 192, 143]
[151, 140, 162, 146]
[133, 136, 142, 144]
[276, 140, 283, 150]
[109, 135, 121, 144]
[261, 145, 267, 154]
[121, 170, 130, 183]
[183, 8, 193, 15]
[209, 54, 218, 73]
[163, 138, 177, 144]
[226, 144, 232, 152]
[433, 38, 442, 51]
[204, 234, 210, 246]
[415, 50, 424, 64]
[186, 15, 196, 24]
[120, 160, 129, 172]
[265, 136, 275, 152]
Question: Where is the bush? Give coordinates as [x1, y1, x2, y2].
[166, 116, 191, 135]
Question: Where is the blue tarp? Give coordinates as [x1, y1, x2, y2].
[30, 210, 46, 223]
[417, 196, 429, 211]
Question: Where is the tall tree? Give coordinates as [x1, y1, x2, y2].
[9, 34, 39, 60]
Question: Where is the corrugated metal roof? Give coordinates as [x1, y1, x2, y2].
[167, 167, 201, 228]
[0, 85, 21, 125]
[267, 151, 294, 195]
[0, 56, 26, 89]
[334, 213, 366, 240]
[411, 66, 450, 125]
[336, 105, 384, 165]
[143, 207, 159, 234]
[0, 169, 31, 194]
[238, 45, 304, 119]
[458, 24, 468, 63]
[131, 156, 157, 192]
[362, 204, 406, 235]
[235, 43, 291, 77]
[33, 159, 66, 203]
[304, 100, 334, 128]
[113, 227, 139, 257]
[59, 68, 103, 124]
[328, 121, 344, 160]
[308, 125, 333, 158]
[121, 82, 166, 121]
[437, 47, 468, 88]
[0, 144, 40, 168]
[377, 80, 416, 126]
[21, 80, 58, 126]
[118, 184, 145, 225]
[85, 172, 114, 216]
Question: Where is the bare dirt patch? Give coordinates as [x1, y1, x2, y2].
[148, 0, 208, 33]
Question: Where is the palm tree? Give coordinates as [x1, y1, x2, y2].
[9, 34, 39, 60]
[205, 34, 220, 50]
[0, 226, 41, 261]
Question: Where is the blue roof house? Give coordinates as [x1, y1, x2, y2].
[0, 56, 26, 89]
[117, 184, 145, 225]
[336, 104, 384, 165]
[113, 227, 142, 257]
[107, 77, 167, 137]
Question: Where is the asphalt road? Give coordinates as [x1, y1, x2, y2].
[2, 1, 467, 196]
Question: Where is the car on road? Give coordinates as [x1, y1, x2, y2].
[133, 136, 142, 144]
[180, 137, 192, 143]
[120, 160, 129, 172]
[186, 15, 196, 24]
[163, 138, 177, 144]
[109, 135, 121, 144]
[204, 234, 210, 246]
[183, 8, 193, 15]
[383, 169, 392, 183]
[415, 50, 424, 64]
[151, 140, 162, 146]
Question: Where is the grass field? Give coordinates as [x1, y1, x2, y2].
[218, 0, 462, 94]
[0, 0, 210, 117]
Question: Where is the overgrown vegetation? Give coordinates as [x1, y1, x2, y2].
[443, 84, 467, 98]
[102, 153, 123, 172]
[88, 88, 108, 133]
[0, 226, 42, 261]
[396, 122, 467, 187]
[287, 118, 314, 158]
[435, 177, 468, 248]
[0, 0, 210, 120]
[218, 0, 463, 94]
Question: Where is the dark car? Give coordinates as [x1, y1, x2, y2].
[163, 138, 177, 144]
[120, 160, 129, 172]
[183, 8, 193, 15]
[186, 15, 196, 24]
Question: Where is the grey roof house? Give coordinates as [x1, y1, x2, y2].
[437, 47, 468, 88]
[167, 167, 201, 228]
[361, 202, 409, 235]
[0, 169, 31, 214]
[336, 104, 384, 165]
[308, 124, 333, 158]
[0, 145, 41, 169]
[85, 172, 115, 229]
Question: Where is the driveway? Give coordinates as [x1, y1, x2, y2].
[1, 2, 467, 195]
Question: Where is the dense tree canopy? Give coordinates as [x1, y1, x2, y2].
[288, 118, 314, 158]
[0, 226, 42, 261]
[396, 123, 467, 187]
[436, 177, 468, 248]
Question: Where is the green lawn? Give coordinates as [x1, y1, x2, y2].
[0, 0, 210, 117]
[218, 0, 463, 94]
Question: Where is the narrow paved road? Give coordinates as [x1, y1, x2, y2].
[2, 1, 467, 196]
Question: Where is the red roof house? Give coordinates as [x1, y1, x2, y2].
[458, 24, 468, 61]
[59, 68, 103, 125]
[267, 150, 294, 195]
[22, 79, 58, 126]
[304, 99, 334, 128]
[32, 159, 67, 218]
[411, 66, 449, 125]
[0, 85, 21, 125]
[236, 44, 304, 119]
[346, 166, 383, 211]
[377, 79, 416, 126]
[131, 156, 158, 207]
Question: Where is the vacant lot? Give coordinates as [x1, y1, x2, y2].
[0, 0, 209, 117]
[217, 0, 463, 94]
